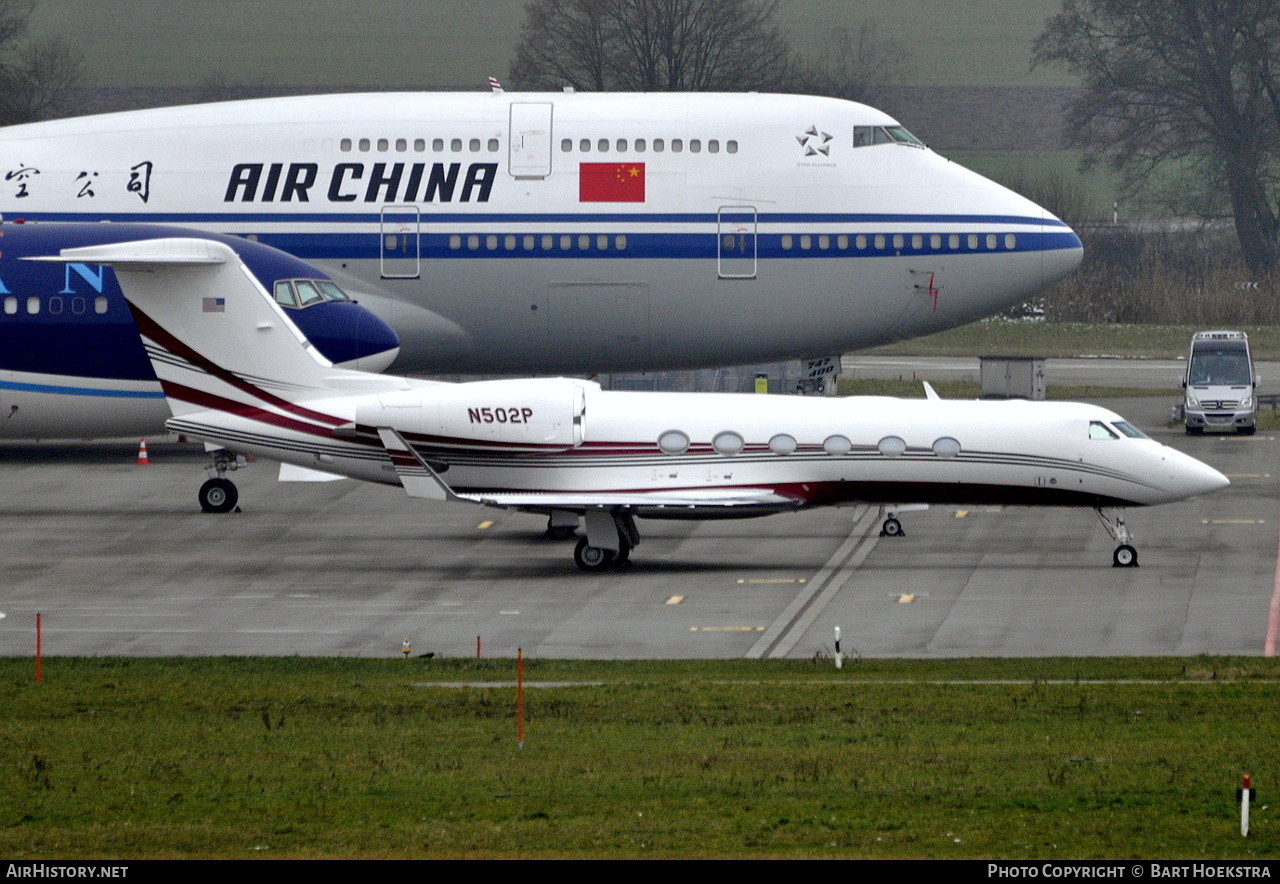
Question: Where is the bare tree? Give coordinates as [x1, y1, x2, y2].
[510, 0, 791, 92]
[1034, 0, 1280, 275]
[789, 24, 912, 108]
[196, 73, 284, 103]
[0, 1, 83, 125]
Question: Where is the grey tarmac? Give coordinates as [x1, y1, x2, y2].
[0, 382, 1273, 660]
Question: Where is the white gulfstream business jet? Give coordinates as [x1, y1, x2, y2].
[39, 237, 1226, 571]
[4, 91, 1082, 374]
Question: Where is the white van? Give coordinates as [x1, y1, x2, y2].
[1182, 330, 1258, 435]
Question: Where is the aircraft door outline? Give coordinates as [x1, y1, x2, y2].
[380, 204, 420, 279]
[509, 102, 554, 179]
[717, 206, 757, 279]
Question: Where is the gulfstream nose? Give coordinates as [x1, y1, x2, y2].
[1164, 448, 1230, 502]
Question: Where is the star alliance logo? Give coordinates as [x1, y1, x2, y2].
[796, 126, 833, 156]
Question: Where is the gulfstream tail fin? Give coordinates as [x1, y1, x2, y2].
[32, 238, 353, 416]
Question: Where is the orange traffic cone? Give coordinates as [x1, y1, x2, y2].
[137, 438, 149, 465]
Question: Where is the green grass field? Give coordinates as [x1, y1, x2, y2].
[2, 657, 1277, 858]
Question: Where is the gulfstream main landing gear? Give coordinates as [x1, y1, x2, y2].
[198, 447, 247, 513]
[880, 513, 904, 537]
[546, 509, 579, 540]
[1095, 507, 1139, 568]
[573, 508, 640, 571]
[878, 504, 928, 537]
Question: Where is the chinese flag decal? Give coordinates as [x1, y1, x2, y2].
[579, 162, 645, 202]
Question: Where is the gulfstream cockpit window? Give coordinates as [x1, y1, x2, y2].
[273, 279, 352, 309]
[853, 125, 925, 148]
[1089, 421, 1119, 440]
[1111, 421, 1148, 440]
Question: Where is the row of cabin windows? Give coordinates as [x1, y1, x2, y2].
[560, 137, 737, 155]
[338, 136, 740, 156]
[4, 295, 109, 316]
[441, 232, 1018, 253]
[448, 233, 629, 252]
[779, 232, 1018, 252]
[340, 137, 501, 154]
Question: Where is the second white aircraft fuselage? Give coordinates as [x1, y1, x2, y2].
[1, 91, 1082, 374]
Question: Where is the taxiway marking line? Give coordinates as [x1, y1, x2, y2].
[747, 504, 878, 660]
[476, 520, 495, 530]
[666, 596, 684, 605]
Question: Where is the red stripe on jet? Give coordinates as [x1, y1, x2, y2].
[159, 380, 364, 442]
[129, 303, 346, 429]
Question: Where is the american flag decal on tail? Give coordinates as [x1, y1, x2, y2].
[202, 297, 225, 313]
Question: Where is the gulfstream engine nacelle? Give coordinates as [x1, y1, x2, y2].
[354, 378, 588, 451]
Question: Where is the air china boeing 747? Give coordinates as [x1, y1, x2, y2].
[2, 90, 1082, 374]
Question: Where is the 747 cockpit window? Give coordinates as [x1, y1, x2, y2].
[853, 125, 925, 148]
[273, 279, 352, 309]
[1089, 421, 1119, 440]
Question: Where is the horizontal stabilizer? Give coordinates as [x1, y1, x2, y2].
[27, 237, 229, 268]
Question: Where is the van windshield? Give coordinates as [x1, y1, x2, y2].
[1188, 342, 1251, 386]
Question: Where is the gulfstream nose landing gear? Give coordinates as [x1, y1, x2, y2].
[1095, 507, 1139, 568]
[198, 447, 247, 513]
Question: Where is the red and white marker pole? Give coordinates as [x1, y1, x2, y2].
[834, 626, 843, 670]
[1239, 774, 1253, 837]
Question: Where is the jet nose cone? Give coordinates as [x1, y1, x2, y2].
[1168, 450, 1230, 500]
[345, 344, 400, 373]
[344, 310, 401, 373]
[1042, 223, 1083, 287]
[294, 301, 402, 373]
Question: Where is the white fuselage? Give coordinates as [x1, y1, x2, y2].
[163, 378, 1228, 514]
[1, 92, 1083, 374]
[52, 235, 1224, 569]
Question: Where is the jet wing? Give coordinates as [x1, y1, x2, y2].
[375, 427, 796, 510]
[457, 488, 796, 509]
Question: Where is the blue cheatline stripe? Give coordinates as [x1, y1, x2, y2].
[263, 229, 1081, 262]
[7, 210, 1072, 228]
[0, 379, 165, 399]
